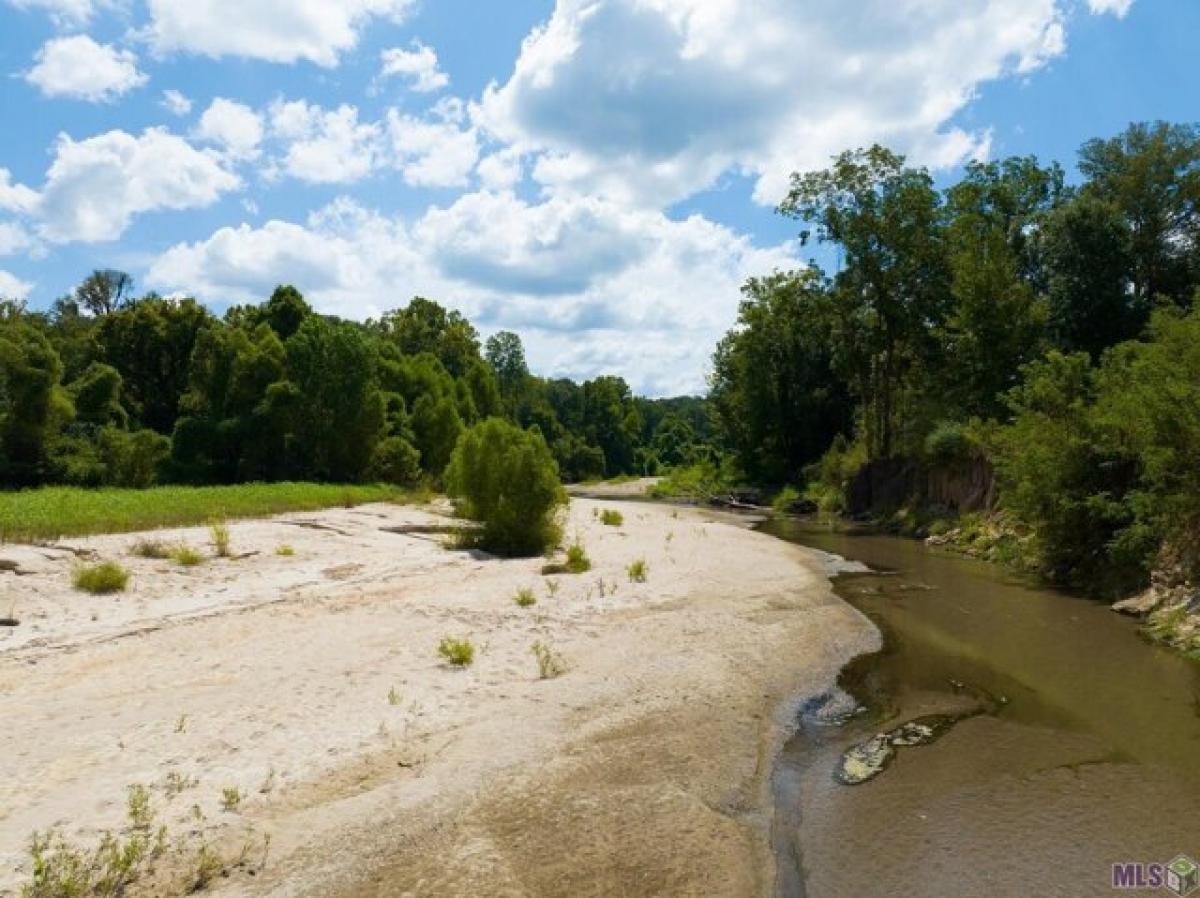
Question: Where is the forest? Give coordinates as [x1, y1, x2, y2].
[3, 119, 1198, 602]
[709, 120, 1200, 599]
[0, 281, 713, 494]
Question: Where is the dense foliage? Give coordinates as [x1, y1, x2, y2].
[710, 121, 1200, 595]
[0, 287, 708, 491]
[445, 417, 567, 555]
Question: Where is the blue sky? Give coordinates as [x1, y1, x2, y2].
[0, 0, 1192, 394]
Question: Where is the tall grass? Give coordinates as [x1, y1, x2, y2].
[0, 482, 415, 542]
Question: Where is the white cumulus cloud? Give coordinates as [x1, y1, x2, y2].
[267, 100, 381, 183]
[25, 35, 148, 103]
[142, 0, 415, 66]
[160, 89, 193, 116]
[476, 0, 1079, 206]
[6, 0, 101, 26]
[1087, 0, 1133, 16]
[147, 192, 799, 394]
[36, 127, 240, 242]
[379, 41, 450, 93]
[0, 269, 34, 300]
[195, 98, 264, 159]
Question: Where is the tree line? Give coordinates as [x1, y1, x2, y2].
[709, 121, 1200, 596]
[0, 278, 713, 491]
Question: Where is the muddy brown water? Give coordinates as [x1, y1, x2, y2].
[761, 518, 1200, 898]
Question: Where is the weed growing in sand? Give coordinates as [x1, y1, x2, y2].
[627, 558, 648, 583]
[23, 786, 167, 898]
[173, 714, 188, 733]
[259, 767, 276, 794]
[531, 641, 567, 679]
[275, 544, 295, 557]
[72, 561, 129, 594]
[163, 771, 197, 797]
[170, 544, 204, 567]
[437, 636, 476, 667]
[130, 539, 171, 559]
[127, 784, 152, 830]
[209, 520, 231, 558]
[387, 686, 402, 706]
[191, 842, 223, 890]
[544, 578, 560, 598]
[565, 541, 591, 573]
[600, 509, 624, 526]
[514, 587, 537, 608]
[220, 787, 243, 812]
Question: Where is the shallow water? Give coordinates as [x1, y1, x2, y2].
[762, 518, 1200, 898]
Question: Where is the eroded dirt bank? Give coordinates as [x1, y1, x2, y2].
[0, 498, 874, 897]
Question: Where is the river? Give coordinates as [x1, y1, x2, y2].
[762, 518, 1200, 898]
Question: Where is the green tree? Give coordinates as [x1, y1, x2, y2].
[1078, 121, 1200, 307]
[445, 418, 567, 555]
[780, 146, 949, 458]
[485, 330, 530, 399]
[74, 269, 133, 317]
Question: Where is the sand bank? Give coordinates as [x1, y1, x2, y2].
[0, 498, 875, 897]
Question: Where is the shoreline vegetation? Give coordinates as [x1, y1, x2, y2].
[0, 482, 416, 541]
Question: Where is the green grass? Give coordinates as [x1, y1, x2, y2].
[169, 544, 204, 566]
[72, 561, 130, 594]
[514, 587, 537, 608]
[600, 509, 624, 526]
[626, 558, 648, 583]
[437, 636, 476, 667]
[0, 482, 415, 542]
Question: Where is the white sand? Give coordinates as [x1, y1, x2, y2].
[0, 498, 875, 897]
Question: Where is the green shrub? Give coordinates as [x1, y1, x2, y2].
[600, 509, 624, 526]
[626, 558, 648, 582]
[514, 588, 537, 608]
[565, 542, 591, 574]
[219, 787, 242, 812]
[170, 544, 204, 566]
[444, 418, 567, 556]
[771, 485, 802, 513]
[275, 544, 295, 557]
[924, 421, 976, 466]
[130, 539, 170, 559]
[437, 636, 476, 667]
[368, 436, 423, 487]
[72, 561, 130, 594]
[209, 520, 231, 557]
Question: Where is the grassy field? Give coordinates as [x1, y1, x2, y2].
[0, 482, 419, 542]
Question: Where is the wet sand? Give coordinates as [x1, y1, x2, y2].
[0, 498, 874, 897]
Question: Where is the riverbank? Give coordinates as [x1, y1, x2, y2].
[0, 497, 875, 897]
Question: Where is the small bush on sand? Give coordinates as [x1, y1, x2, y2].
[565, 542, 591, 573]
[444, 418, 566, 556]
[600, 509, 624, 526]
[72, 561, 129, 594]
[209, 520, 231, 557]
[220, 787, 243, 812]
[514, 588, 537, 608]
[531, 641, 567, 679]
[170, 544, 204, 566]
[438, 636, 476, 667]
[130, 539, 170, 559]
[275, 544, 295, 557]
[627, 558, 648, 583]
[544, 578, 560, 597]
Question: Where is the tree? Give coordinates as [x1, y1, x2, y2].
[780, 146, 949, 458]
[1042, 194, 1140, 358]
[485, 331, 530, 399]
[94, 297, 214, 433]
[710, 271, 852, 482]
[0, 313, 72, 485]
[445, 418, 567, 556]
[1078, 121, 1200, 307]
[376, 297, 482, 377]
[75, 270, 133, 317]
[284, 317, 385, 481]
